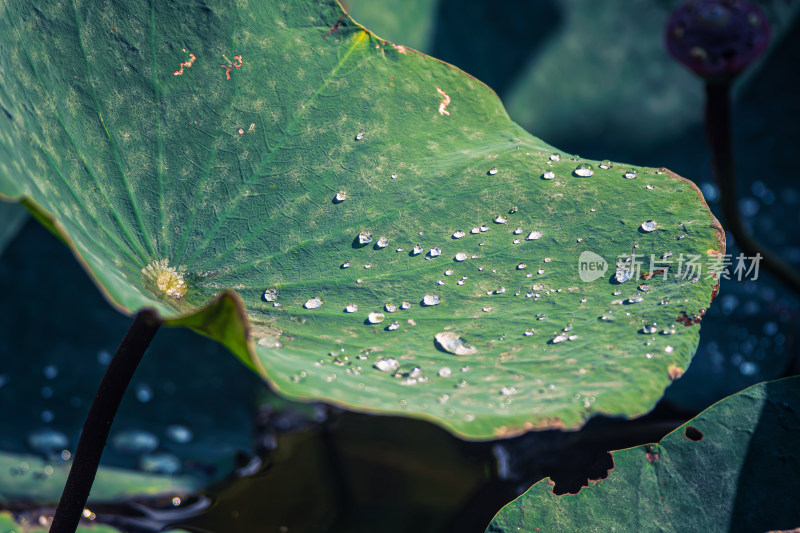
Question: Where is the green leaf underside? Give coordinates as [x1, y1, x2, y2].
[0, 0, 722, 438]
[486, 376, 800, 532]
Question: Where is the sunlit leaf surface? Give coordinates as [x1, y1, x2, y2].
[0, 0, 722, 438]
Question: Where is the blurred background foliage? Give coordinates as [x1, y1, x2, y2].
[1, 0, 798, 531]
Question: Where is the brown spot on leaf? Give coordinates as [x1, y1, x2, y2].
[668, 365, 685, 380]
[322, 16, 344, 38]
[677, 309, 706, 326]
[436, 86, 451, 116]
[641, 266, 669, 280]
[645, 445, 660, 463]
[493, 417, 566, 438]
[173, 48, 196, 76]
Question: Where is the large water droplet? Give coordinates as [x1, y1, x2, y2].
[412, 245, 423, 255]
[427, 247, 442, 259]
[258, 336, 283, 348]
[434, 332, 478, 355]
[454, 252, 467, 262]
[376, 236, 389, 248]
[304, 297, 323, 309]
[358, 231, 372, 245]
[452, 230, 465, 239]
[615, 268, 633, 284]
[488, 167, 498, 175]
[573, 163, 594, 177]
[262, 289, 278, 302]
[334, 191, 347, 203]
[422, 294, 441, 306]
[438, 367, 452, 377]
[494, 215, 508, 224]
[387, 321, 399, 331]
[374, 358, 400, 372]
[368, 312, 385, 324]
[599, 160, 613, 169]
[385, 303, 398, 313]
[640, 220, 657, 232]
[345, 303, 358, 313]
[550, 153, 561, 162]
[527, 230, 542, 240]
[355, 132, 364, 141]
[624, 169, 638, 179]
[542, 171, 555, 180]
[401, 301, 412, 309]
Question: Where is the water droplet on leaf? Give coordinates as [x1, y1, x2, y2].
[641, 220, 657, 232]
[573, 163, 594, 177]
[304, 297, 323, 309]
[375, 358, 400, 372]
[358, 231, 373, 245]
[434, 331, 478, 355]
[422, 294, 441, 306]
[367, 312, 385, 324]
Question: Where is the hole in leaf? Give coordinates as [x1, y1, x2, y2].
[684, 425, 703, 441]
[549, 450, 614, 495]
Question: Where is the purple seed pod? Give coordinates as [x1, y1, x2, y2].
[665, 0, 771, 80]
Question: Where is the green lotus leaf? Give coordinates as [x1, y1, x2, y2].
[485, 376, 800, 532]
[0, 0, 722, 438]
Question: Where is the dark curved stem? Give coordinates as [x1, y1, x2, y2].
[705, 81, 800, 296]
[50, 309, 162, 533]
